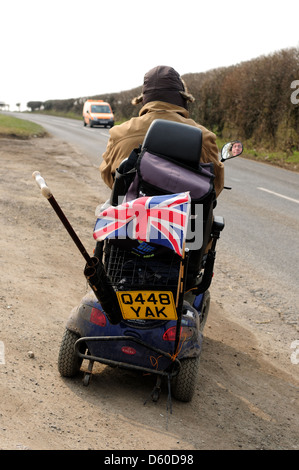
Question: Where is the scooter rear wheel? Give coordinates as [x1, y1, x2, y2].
[172, 357, 200, 402]
[199, 290, 211, 332]
[58, 328, 84, 377]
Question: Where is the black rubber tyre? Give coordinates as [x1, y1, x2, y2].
[172, 357, 200, 402]
[58, 329, 84, 377]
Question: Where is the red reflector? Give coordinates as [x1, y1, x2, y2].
[163, 327, 182, 341]
[163, 326, 193, 341]
[121, 346, 136, 356]
[90, 307, 106, 327]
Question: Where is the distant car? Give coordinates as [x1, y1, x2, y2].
[83, 99, 114, 128]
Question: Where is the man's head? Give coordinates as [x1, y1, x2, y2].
[132, 65, 195, 109]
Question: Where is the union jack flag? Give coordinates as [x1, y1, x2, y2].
[93, 192, 190, 256]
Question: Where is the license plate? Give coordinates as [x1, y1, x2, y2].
[116, 291, 177, 320]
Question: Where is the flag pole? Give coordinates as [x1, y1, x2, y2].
[175, 241, 186, 307]
[173, 242, 189, 357]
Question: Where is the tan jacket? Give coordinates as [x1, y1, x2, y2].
[100, 101, 224, 197]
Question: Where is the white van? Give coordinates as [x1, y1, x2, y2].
[83, 100, 114, 128]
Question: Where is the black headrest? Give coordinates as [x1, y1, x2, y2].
[142, 119, 202, 169]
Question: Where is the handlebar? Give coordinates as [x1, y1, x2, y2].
[32, 171, 52, 199]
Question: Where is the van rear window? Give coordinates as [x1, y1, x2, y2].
[91, 105, 111, 113]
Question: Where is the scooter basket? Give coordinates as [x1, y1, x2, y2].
[104, 242, 181, 297]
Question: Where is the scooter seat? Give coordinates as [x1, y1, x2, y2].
[142, 119, 202, 169]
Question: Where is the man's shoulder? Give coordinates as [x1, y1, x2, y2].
[184, 118, 216, 138]
[109, 116, 149, 143]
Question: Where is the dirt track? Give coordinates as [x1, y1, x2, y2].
[0, 136, 298, 450]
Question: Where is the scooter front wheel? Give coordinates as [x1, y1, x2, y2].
[58, 328, 84, 378]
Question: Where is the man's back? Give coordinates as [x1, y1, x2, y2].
[100, 100, 224, 196]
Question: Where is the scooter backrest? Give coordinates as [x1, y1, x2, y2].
[142, 119, 202, 169]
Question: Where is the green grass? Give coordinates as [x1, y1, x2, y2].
[285, 151, 299, 164]
[0, 114, 47, 138]
[244, 147, 299, 168]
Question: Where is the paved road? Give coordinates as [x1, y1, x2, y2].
[214, 157, 299, 322]
[12, 112, 110, 167]
[11, 112, 299, 323]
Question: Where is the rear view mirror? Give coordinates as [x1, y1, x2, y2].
[221, 141, 243, 162]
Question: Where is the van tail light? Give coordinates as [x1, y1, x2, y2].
[90, 307, 106, 327]
[163, 326, 193, 341]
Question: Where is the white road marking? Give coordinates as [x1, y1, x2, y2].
[257, 187, 299, 204]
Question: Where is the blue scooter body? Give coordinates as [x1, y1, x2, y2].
[66, 290, 206, 374]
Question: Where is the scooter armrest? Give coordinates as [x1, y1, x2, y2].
[212, 216, 225, 233]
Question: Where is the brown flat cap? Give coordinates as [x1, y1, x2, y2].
[132, 65, 195, 109]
